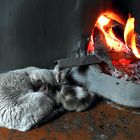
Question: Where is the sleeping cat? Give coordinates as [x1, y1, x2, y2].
[0, 66, 95, 131]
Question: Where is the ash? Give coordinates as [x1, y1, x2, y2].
[101, 59, 140, 83]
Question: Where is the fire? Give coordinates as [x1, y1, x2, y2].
[124, 16, 140, 58]
[124, 15, 135, 44]
[97, 15, 110, 27]
[103, 12, 125, 25]
[87, 11, 140, 59]
[131, 33, 140, 58]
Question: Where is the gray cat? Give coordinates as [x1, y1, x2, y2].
[0, 66, 95, 131]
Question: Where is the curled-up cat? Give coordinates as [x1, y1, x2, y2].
[0, 66, 95, 131]
[0, 67, 63, 131]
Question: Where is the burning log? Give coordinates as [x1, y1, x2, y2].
[57, 26, 136, 69]
[93, 27, 137, 61]
[109, 52, 136, 61]
[93, 27, 114, 70]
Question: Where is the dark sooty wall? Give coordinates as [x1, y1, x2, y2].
[0, 0, 113, 72]
[0, 0, 139, 72]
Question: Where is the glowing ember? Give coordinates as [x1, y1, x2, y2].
[87, 11, 140, 59]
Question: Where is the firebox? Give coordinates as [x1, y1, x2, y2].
[55, 0, 140, 108]
[0, 0, 140, 72]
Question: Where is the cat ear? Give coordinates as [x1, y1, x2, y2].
[53, 65, 60, 83]
[53, 64, 60, 74]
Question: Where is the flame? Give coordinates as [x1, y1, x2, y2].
[124, 16, 140, 58]
[97, 15, 110, 27]
[103, 12, 125, 25]
[124, 16, 135, 43]
[131, 33, 140, 58]
[87, 11, 140, 59]
[95, 13, 128, 52]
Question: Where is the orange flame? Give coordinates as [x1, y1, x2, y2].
[95, 13, 128, 52]
[87, 11, 140, 59]
[124, 16, 140, 58]
[124, 16, 135, 43]
[103, 12, 125, 25]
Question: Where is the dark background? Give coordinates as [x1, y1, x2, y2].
[0, 0, 139, 72]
